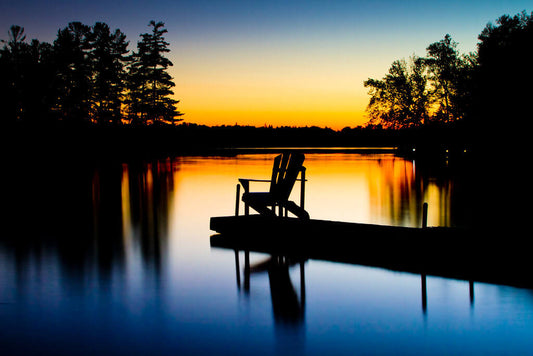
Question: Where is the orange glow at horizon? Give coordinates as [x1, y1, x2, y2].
[179, 108, 368, 130]
[170, 45, 377, 130]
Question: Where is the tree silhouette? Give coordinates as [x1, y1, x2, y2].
[51, 22, 93, 124]
[126, 21, 183, 125]
[364, 56, 431, 129]
[90, 22, 130, 125]
[0, 26, 27, 123]
[425, 34, 474, 123]
[0, 26, 55, 125]
[22, 39, 55, 123]
[364, 35, 475, 129]
[473, 11, 533, 135]
[1, 20, 185, 127]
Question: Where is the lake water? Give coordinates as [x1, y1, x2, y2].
[1, 151, 532, 355]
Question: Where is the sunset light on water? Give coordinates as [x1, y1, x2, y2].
[2, 152, 532, 355]
[2, 1, 533, 354]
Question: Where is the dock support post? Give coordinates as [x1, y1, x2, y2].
[300, 260, 306, 308]
[234, 250, 241, 289]
[300, 167, 306, 210]
[421, 273, 427, 314]
[422, 202, 428, 228]
[469, 280, 474, 306]
[244, 251, 250, 293]
[235, 184, 240, 216]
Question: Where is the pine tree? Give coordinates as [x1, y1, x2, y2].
[126, 21, 183, 125]
[0, 25, 27, 123]
[51, 22, 93, 124]
[0, 26, 54, 124]
[90, 22, 130, 125]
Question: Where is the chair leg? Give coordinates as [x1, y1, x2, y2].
[235, 184, 240, 216]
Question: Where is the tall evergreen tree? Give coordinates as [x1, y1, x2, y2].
[22, 39, 55, 123]
[126, 21, 182, 125]
[90, 22, 130, 125]
[51, 22, 92, 124]
[0, 25, 27, 123]
[0, 26, 54, 124]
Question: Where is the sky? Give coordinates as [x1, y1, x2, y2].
[1, 0, 531, 129]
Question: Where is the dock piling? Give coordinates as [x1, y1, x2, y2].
[235, 184, 240, 216]
[421, 273, 427, 313]
[300, 168, 306, 210]
[422, 202, 428, 228]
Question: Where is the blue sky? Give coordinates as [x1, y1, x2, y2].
[1, 0, 531, 128]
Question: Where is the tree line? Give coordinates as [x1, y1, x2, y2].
[364, 11, 533, 132]
[0, 20, 183, 126]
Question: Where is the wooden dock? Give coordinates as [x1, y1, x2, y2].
[210, 215, 532, 289]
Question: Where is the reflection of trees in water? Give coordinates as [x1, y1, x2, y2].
[4, 157, 176, 297]
[123, 159, 174, 272]
[370, 156, 467, 227]
[91, 161, 125, 284]
[91, 158, 176, 286]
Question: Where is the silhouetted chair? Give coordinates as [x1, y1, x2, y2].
[239, 152, 309, 220]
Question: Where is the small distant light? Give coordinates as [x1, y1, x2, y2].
[412, 148, 416, 152]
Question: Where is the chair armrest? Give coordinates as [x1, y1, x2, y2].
[238, 179, 271, 182]
[238, 178, 271, 193]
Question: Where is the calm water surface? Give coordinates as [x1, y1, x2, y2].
[1, 152, 532, 355]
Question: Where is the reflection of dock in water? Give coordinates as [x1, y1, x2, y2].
[210, 215, 531, 289]
[229, 248, 476, 320]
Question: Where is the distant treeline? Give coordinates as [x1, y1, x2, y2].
[365, 10, 533, 138]
[2, 11, 532, 155]
[0, 20, 182, 126]
[5, 120, 469, 160]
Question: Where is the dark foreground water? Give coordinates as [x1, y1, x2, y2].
[1, 152, 532, 355]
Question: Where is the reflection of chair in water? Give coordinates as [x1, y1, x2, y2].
[236, 251, 306, 324]
[238, 152, 309, 220]
[269, 257, 306, 323]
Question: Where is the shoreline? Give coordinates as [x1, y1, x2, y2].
[5, 121, 471, 160]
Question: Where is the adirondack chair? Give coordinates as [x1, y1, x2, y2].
[238, 152, 309, 220]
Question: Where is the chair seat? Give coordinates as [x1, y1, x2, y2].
[242, 192, 309, 220]
[242, 192, 278, 217]
[242, 192, 277, 205]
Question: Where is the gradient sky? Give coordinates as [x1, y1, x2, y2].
[1, 0, 531, 129]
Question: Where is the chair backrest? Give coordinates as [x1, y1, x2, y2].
[269, 152, 305, 201]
